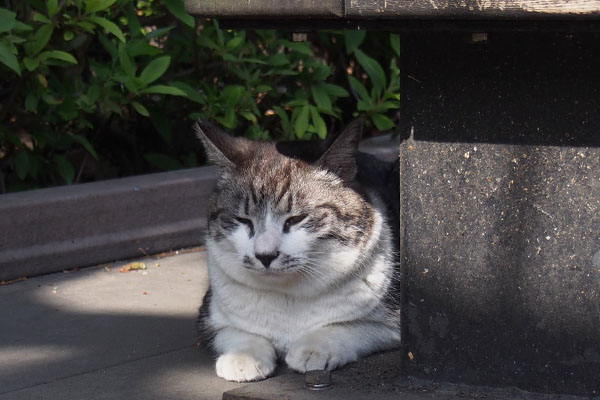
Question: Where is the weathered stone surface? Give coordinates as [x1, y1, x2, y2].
[400, 140, 600, 395]
[0, 167, 216, 281]
[224, 351, 589, 400]
[398, 33, 600, 396]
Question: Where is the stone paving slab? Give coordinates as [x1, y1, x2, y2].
[224, 351, 591, 400]
[0, 250, 244, 399]
[1, 248, 597, 400]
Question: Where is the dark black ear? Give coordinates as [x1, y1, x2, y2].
[317, 118, 363, 182]
[194, 120, 249, 168]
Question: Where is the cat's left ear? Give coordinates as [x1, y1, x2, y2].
[194, 120, 250, 169]
[317, 118, 363, 182]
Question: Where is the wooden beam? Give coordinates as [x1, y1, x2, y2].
[186, 0, 600, 19]
[345, 0, 600, 18]
[185, 0, 344, 18]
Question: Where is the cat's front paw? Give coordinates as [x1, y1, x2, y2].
[216, 352, 276, 382]
[285, 335, 354, 372]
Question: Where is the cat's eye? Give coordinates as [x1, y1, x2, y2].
[283, 215, 307, 233]
[235, 217, 254, 231]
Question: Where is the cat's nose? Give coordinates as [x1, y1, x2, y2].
[255, 252, 279, 268]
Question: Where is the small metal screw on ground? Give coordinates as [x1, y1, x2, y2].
[305, 370, 331, 391]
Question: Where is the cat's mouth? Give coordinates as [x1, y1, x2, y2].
[245, 264, 301, 275]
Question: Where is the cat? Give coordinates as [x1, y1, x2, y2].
[195, 119, 401, 382]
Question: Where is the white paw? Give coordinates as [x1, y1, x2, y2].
[216, 352, 276, 382]
[285, 340, 350, 373]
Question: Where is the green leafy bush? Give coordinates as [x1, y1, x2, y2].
[0, 0, 400, 192]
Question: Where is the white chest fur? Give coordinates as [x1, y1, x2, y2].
[207, 248, 390, 353]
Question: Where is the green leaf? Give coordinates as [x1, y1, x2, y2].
[39, 50, 78, 64]
[281, 40, 313, 56]
[272, 106, 290, 135]
[390, 34, 400, 57]
[74, 21, 96, 33]
[86, 0, 118, 14]
[57, 97, 78, 121]
[86, 84, 101, 103]
[140, 84, 187, 96]
[226, 33, 245, 50]
[118, 42, 134, 76]
[344, 30, 366, 54]
[131, 101, 149, 116]
[311, 84, 332, 111]
[356, 100, 371, 112]
[267, 53, 289, 66]
[139, 56, 171, 85]
[256, 85, 272, 93]
[240, 111, 257, 124]
[168, 81, 205, 103]
[311, 62, 332, 81]
[371, 113, 395, 131]
[221, 85, 244, 107]
[47, 0, 59, 17]
[348, 75, 370, 102]
[88, 16, 125, 42]
[54, 155, 74, 184]
[13, 20, 33, 32]
[213, 19, 224, 46]
[309, 106, 327, 139]
[42, 93, 62, 105]
[323, 84, 349, 98]
[163, 0, 195, 28]
[28, 24, 54, 56]
[354, 49, 386, 97]
[64, 31, 75, 41]
[0, 8, 16, 33]
[114, 74, 140, 94]
[32, 12, 51, 24]
[145, 26, 175, 39]
[144, 153, 183, 171]
[127, 38, 161, 57]
[97, 33, 117, 58]
[125, 4, 142, 36]
[0, 41, 21, 75]
[14, 151, 30, 180]
[286, 98, 308, 107]
[25, 93, 39, 111]
[294, 106, 310, 139]
[216, 108, 237, 129]
[240, 57, 266, 65]
[71, 134, 99, 159]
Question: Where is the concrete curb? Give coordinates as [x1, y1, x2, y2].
[0, 167, 217, 281]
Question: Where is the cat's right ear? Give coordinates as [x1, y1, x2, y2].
[194, 120, 246, 169]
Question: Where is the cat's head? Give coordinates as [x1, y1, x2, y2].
[195, 119, 378, 292]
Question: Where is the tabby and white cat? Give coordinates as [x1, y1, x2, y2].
[195, 119, 400, 382]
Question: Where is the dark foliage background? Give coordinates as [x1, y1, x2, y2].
[0, 0, 401, 192]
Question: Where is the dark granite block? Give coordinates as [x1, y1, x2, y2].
[401, 139, 600, 395]
[398, 32, 600, 396]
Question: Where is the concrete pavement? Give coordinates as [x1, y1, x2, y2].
[1, 249, 595, 400]
[0, 249, 243, 399]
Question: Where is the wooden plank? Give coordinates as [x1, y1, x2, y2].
[345, 0, 600, 18]
[185, 0, 344, 18]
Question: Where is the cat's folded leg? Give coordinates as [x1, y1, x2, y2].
[213, 327, 277, 382]
[285, 322, 400, 373]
